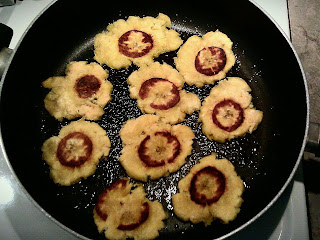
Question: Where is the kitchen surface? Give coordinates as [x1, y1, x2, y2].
[289, 0, 320, 239]
[0, 0, 318, 239]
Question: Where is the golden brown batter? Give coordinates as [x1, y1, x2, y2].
[199, 77, 263, 142]
[175, 30, 236, 87]
[172, 154, 244, 225]
[94, 178, 167, 240]
[41, 120, 111, 185]
[119, 115, 194, 181]
[43, 61, 112, 121]
[94, 13, 183, 69]
[127, 62, 201, 124]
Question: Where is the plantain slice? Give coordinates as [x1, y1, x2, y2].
[128, 62, 201, 124]
[94, 13, 183, 69]
[41, 119, 111, 186]
[175, 30, 236, 87]
[42, 61, 112, 121]
[199, 77, 263, 143]
[119, 115, 194, 181]
[94, 178, 168, 240]
[172, 154, 244, 225]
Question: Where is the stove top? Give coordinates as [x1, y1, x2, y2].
[0, 0, 309, 239]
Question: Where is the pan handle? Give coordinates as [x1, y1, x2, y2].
[0, 23, 13, 79]
[305, 122, 320, 162]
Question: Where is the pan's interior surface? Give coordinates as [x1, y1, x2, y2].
[0, 1, 307, 239]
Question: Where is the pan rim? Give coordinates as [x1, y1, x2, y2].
[0, 0, 310, 239]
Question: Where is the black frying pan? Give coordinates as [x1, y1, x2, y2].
[0, 0, 308, 239]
